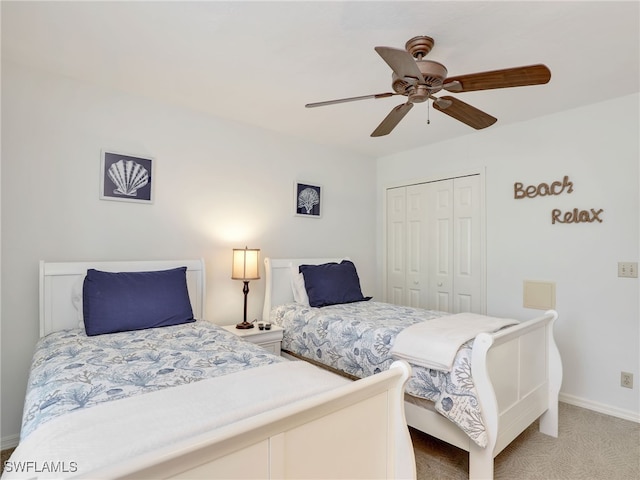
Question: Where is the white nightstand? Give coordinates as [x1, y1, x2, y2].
[222, 324, 283, 356]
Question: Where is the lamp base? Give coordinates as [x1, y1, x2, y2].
[235, 320, 255, 329]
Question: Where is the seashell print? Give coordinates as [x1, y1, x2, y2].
[107, 159, 149, 196]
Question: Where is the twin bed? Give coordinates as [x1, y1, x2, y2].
[4, 259, 415, 479]
[7, 256, 562, 480]
[263, 257, 563, 480]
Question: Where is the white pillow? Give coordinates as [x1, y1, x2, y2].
[290, 265, 309, 306]
[71, 275, 86, 328]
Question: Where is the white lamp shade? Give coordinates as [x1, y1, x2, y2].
[232, 248, 260, 280]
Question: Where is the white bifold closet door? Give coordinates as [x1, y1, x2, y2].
[386, 174, 484, 314]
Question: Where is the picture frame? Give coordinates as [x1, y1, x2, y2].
[100, 150, 154, 204]
[294, 182, 322, 218]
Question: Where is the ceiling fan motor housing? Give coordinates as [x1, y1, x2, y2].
[391, 60, 448, 102]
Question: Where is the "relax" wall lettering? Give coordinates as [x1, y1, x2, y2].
[551, 208, 604, 224]
[513, 175, 604, 225]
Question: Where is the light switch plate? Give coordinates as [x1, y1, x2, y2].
[618, 262, 638, 278]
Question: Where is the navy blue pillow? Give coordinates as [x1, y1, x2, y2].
[299, 260, 371, 308]
[83, 267, 195, 336]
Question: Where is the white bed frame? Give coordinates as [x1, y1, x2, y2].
[263, 257, 563, 480]
[37, 259, 417, 479]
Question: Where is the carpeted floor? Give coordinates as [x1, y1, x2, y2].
[2, 403, 638, 478]
[412, 402, 640, 479]
[1, 447, 15, 472]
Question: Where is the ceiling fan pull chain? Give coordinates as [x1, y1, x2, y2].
[427, 99, 431, 125]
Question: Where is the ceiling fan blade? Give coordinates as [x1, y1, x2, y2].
[305, 92, 397, 108]
[444, 64, 551, 92]
[374, 46, 425, 84]
[371, 102, 414, 137]
[432, 96, 497, 130]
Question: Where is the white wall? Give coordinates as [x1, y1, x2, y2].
[376, 94, 640, 420]
[0, 62, 377, 446]
[2, 60, 637, 449]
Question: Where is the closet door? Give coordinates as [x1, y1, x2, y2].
[426, 175, 483, 313]
[385, 184, 429, 307]
[386, 174, 484, 314]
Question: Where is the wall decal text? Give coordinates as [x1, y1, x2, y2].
[513, 175, 604, 224]
[552, 208, 604, 224]
[514, 175, 574, 199]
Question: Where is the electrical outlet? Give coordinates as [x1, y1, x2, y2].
[621, 371, 633, 389]
[618, 262, 638, 278]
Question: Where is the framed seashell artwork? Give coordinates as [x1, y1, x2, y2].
[294, 181, 322, 218]
[100, 150, 154, 204]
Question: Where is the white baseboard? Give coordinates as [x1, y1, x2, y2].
[560, 393, 640, 423]
[1, 434, 19, 451]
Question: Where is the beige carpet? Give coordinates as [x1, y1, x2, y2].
[0, 447, 15, 472]
[413, 402, 640, 479]
[2, 403, 638, 479]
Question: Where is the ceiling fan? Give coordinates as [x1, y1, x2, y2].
[305, 36, 551, 137]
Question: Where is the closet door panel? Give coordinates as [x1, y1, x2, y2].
[406, 184, 429, 308]
[436, 292, 451, 312]
[427, 181, 454, 312]
[386, 188, 406, 304]
[453, 176, 482, 313]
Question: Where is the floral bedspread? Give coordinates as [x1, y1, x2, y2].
[270, 301, 487, 447]
[21, 321, 284, 440]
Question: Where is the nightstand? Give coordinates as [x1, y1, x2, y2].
[222, 324, 283, 356]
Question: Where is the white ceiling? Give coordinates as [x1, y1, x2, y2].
[3, 1, 639, 158]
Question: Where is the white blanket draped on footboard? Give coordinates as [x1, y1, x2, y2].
[4, 361, 417, 480]
[390, 313, 518, 372]
[4, 362, 349, 479]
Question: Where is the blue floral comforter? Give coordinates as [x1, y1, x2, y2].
[270, 301, 488, 447]
[21, 320, 284, 440]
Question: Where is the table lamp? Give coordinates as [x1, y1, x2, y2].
[232, 247, 260, 329]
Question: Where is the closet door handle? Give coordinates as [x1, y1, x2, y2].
[437, 282, 443, 287]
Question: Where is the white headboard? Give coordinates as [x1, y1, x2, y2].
[39, 259, 206, 337]
[262, 257, 346, 321]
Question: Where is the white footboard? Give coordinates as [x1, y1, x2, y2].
[406, 310, 561, 480]
[471, 309, 561, 479]
[82, 361, 416, 480]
